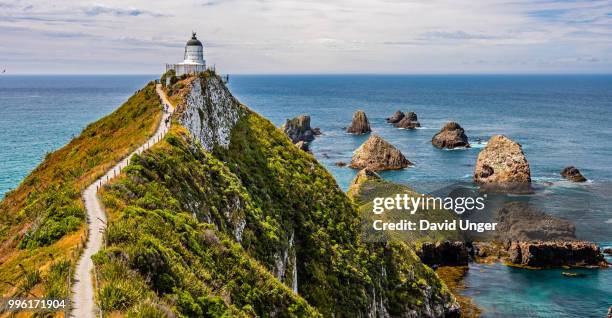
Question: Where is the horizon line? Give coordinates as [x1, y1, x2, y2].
[2, 72, 612, 76]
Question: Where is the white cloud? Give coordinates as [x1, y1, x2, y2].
[0, 0, 610, 73]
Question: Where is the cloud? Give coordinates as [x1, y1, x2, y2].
[82, 5, 169, 17]
[0, 0, 610, 74]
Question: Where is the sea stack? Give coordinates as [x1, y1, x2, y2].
[431, 122, 469, 149]
[349, 134, 411, 171]
[386, 110, 405, 124]
[395, 112, 421, 129]
[473, 135, 531, 191]
[281, 114, 319, 143]
[560, 166, 587, 182]
[346, 110, 371, 134]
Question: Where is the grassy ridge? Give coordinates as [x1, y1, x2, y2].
[96, 126, 320, 317]
[92, 71, 456, 316]
[0, 82, 161, 301]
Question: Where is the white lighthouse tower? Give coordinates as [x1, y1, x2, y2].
[166, 32, 207, 76]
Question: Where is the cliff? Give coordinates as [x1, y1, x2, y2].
[94, 72, 460, 317]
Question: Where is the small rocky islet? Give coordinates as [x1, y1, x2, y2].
[349, 134, 411, 171]
[346, 110, 371, 134]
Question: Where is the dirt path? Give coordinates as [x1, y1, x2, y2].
[70, 84, 174, 317]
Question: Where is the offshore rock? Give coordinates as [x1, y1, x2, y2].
[346, 110, 372, 134]
[560, 166, 587, 182]
[507, 241, 607, 268]
[395, 112, 421, 129]
[349, 135, 411, 171]
[494, 202, 576, 242]
[386, 110, 405, 124]
[473, 135, 531, 192]
[431, 122, 469, 149]
[281, 114, 317, 143]
[417, 241, 469, 266]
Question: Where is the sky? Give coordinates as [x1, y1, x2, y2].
[0, 0, 611, 74]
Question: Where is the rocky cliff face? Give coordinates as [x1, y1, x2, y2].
[507, 241, 607, 268]
[178, 74, 243, 151]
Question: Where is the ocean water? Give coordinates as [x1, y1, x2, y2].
[0, 75, 154, 197]
[1, 75, 611, 317]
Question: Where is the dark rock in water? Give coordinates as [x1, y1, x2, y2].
[507, 241, 607, 268]
[417, 241, 469, 266]
[346, 110, 371, 134]
[312, 127, 322, 136]
[608, 306, 612, 318]
[494, 202, 576, 242]
[295, 141, 309, 152]
[386, 110, 405, 123]
[335, 161, 347, 167]
[394, 112, 421, 129]
[603, 247, 612, 254]
[561, 166, 587, 182]
[473, 135, 531, 193]
[349, 134, 411, 171]
[281, 115, 318, 143]
[432, 122, 469, 149]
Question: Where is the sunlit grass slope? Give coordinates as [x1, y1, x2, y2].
[0, 82, 161, 304]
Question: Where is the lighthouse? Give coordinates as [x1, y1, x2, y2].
[166, 32, 207, 76]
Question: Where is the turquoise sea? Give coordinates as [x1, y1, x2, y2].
[1, 74, 611, 317]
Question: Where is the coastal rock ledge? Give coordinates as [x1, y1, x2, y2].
[508, 241, 607, 268]
[417, 241, 470, 267]
[350, 135, 411, 171]
[346, 110, 372, 134]
[431, 122, 469, 149]
[473, 135, 531, 192]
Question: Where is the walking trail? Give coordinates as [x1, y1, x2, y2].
[71, 84, 174, 317]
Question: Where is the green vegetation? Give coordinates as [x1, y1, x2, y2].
[0, 82, 161, 300]
[349, 174, 462, 244]
[97, 126, 320, 317]
[94, 73, 457, 317]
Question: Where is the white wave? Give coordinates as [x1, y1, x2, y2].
[605, 219, 612, 224]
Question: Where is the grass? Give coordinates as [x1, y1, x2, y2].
[0, 82, 162, 302]
[349, 176, 463, 244]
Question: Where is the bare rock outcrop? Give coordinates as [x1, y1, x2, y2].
[281, 115, 319, 143]
[349, 135, 411, 171]
[494, 202, 576, 242]
[473, 135, 531, 191]
[386, 110, 405, 124]
[417, 241, 469, 266]
[507, 241, 607, 268]
[346, 110, 371, 134]
[395, 112, 421, 129]
[560, 166, 587, 182]
[432, 122, 469, 149]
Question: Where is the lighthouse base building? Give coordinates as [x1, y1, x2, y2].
[166, 32, 207, 76]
